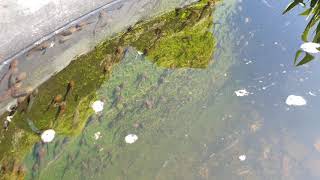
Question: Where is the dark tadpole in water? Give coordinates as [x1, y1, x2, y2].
[114, 46, 127, 60]
[3, 103, 17, 130]
[60, 21, 92, 36]
[46, 94, 63, 111]
[61, 153, 74, 179]
[58, 21, 92, 43]
[133, 122, 143, 129]
[143, 98, 154, 109]
[11, 86, 33, 99]
[135, 73, 148, 88]
[113, 83, 124, 96]
[79, 134, 88, 147]
[175, 7, 182, 16]
[33, 142, 46, 169]
[62, 137, 70, 145]
[83, 116, 95, 131]
[63, 80, 75, 101]
[3, 119, 9, 131]
[111, 84, 125, 109]
[31, 162, 39, 179]
[26, 88, 38, 113]
[26, 118, 41, 134]
[54, 101, 66, 122]
[102, 59, 112, 75]
[198, 1, 213, 21]
[108, 111, 125, 128]
[26, 40, 55, 57]
[53, 139, 61, 158]
[156, 95, 167, 106]
[158, 75, 165, 84]
[93, 10, 110, 35]
[58, 36, 72, 44]
[0, 59, 18, 86]
[111, 94, 123, 109]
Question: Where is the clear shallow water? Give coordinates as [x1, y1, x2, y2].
[16, 0, 320, 179]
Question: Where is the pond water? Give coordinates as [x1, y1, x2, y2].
[2, 0, 320, 179]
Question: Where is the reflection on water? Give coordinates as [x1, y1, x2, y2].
[2, 0, 320, 179]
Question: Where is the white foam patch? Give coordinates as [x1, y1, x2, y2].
[94, 132, 101, 140]
[235, 89, 249, 97]
[41, 129, 56, 143]
[125, 134, 138, 144]
[239, 154, 246, 161]
[286, 95, 307, 106]
[91, 100, 104, 113]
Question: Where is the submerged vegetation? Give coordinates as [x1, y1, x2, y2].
[283, 0, 320, 65]
[0, 0, 217, 179]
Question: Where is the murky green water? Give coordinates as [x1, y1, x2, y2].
[2, 0, 320, 179]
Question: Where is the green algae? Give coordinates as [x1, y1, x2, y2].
[123, 0, 215, 68]
[0, 0, 217, 179]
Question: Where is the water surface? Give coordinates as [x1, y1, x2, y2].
[15, 0, 320, 179]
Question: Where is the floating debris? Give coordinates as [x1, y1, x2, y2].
[249, 120, 262, 133]
[94, 132, 101, 140]
[244, 17, 250, 24]
[234, 89, 249, 97]
[308, 91, 316, 96]
[261, 0, 272, 8]
[262, 82, 275, 90]
[300, 42, 320, 54]
[285, 95, 307, 106]
[49, 41, 55, 48]
[239, 154, 246, 161]
[91, 100, 104, 113]
[125, 134, 138, 144]
[6, 115, 13, 122]
[41, 129, 56, 143]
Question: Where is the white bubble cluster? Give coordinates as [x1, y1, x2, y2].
[41, 129, 56, 143]
[125, 134, 138, 144]
[286, 95, 307, 106]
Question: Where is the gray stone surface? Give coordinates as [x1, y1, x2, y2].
[0, 0, 115, 61]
